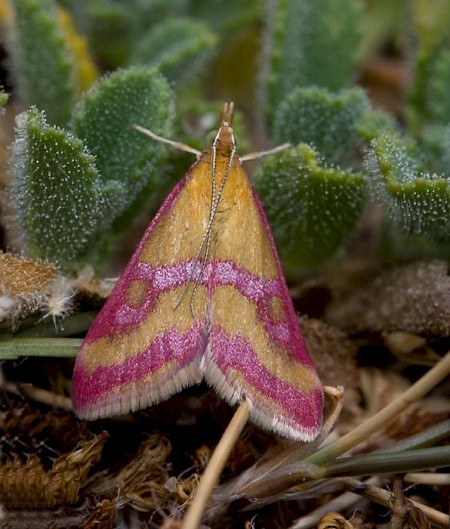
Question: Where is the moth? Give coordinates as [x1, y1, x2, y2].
[72, 103, 323, 441]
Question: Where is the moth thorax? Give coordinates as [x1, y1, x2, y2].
[215, 126, 235, 156]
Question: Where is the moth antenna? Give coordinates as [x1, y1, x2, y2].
[174, 115, 236, 318]
[240, 142, 291, 162]
[180, 127, 236, 318]
[173, 190, 212, 316]
[132, 124, 201, 157]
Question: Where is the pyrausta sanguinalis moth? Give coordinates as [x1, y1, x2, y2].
[72, 103, 323, 441]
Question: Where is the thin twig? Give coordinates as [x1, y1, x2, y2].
[306, 350, 450, 466]
[404, 472, 450, 485]
[293, 476, 450, 529]
[1, 381, 73, 411]
[339, 477, 449, 529]
[181, 400, 250, 529]
[290, 476, 385, 529]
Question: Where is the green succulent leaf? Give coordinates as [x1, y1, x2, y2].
[407, 2, 450, 133]
[356, 108, 399, 142]
[254, 144, 368, 272]
[267, 0, 362, 117]
[420, 124, 450, 176]
[428, 49, 450, 124]
[189, 0, 260, 32]
[133, 0, 187, 26]
[71, 67, 173, 215]
[370, 133, 450, 242]
[132, 18, 218, 86]
[273, 87, 369, 166]
[10, 108, 119, 268]
[414, 0, 450, 54]
[10, 0, 75, 125]
[84, 3, 136, 69]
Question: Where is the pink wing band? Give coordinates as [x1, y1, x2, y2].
[84, 259, 313, 367]
[207, 328, 322, 434]
[73, 325, 206, 412]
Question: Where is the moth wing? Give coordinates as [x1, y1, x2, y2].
[73, 159, 212, 419]
[203, 165, 323, 441]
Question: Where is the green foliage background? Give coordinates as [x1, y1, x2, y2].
[5, 0, 450, 273]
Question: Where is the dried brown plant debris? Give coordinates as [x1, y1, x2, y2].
[71, 265, 116, 300]
[0, 252, 77, 324]
[0, 256, 114, 327]
[78, 499, 117, 529]
[0, 402, 91, 464]
[0, 508, 84, 529]
[390, 479, 431, 529]
[89, 434, 172, 511]
[190, 443, 212, 471]
[317, 511, 355, 529]
[358, 367, 450, 422]
[325, 260, 450, 336]
[0, 252, 57, 320]
[173, 473, 200, 504]
[346, 368, 450, 451]
[0, 432, 108, 509]
[381, 331, 442, 366]
[2, 402, 72, 437]
[0, 253, 58, 296]
[300, 316, 358, 389]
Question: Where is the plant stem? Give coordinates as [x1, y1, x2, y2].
[305, 350, 450, 466]
[0, 337, 82, 359]
[181, 400, 250, 529]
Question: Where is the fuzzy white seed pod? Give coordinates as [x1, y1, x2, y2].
[40, 276, 76, 329]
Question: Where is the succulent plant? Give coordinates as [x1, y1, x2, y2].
[4, 0, 450, 275]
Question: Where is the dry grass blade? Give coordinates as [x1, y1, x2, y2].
[202, 352, 449, 525]
[204, 387, 343, 522]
